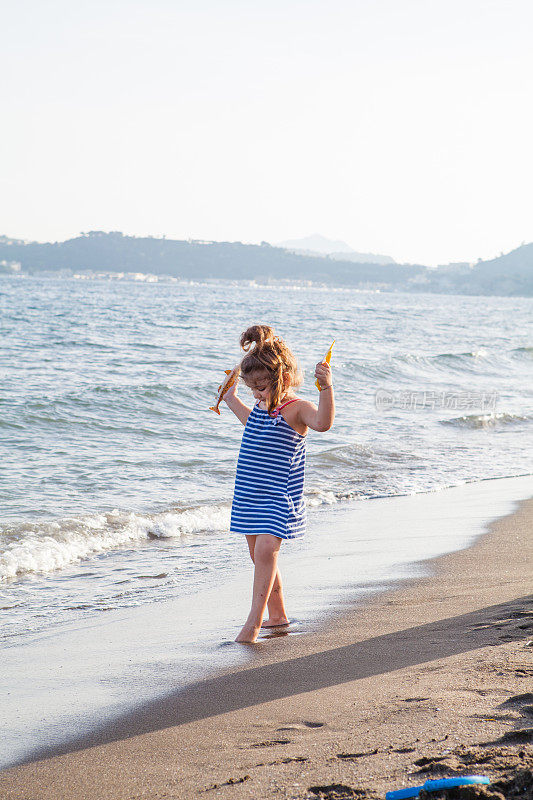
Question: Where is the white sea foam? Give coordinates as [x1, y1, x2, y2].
[442, 411, 530, 428]
[0, 504, 230, 582]
[306, 490, 339, 507]
[0, 492, 363, 582]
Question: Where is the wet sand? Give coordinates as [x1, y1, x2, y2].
[1, 491, 532, 799]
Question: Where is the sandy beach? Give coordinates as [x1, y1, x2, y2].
[1, 490, 532, 799]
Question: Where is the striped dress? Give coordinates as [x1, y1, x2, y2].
[230, 399, 307, 540]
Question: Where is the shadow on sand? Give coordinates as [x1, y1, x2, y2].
[10, 594, 532, 769]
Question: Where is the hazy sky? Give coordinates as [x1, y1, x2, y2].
[2, 0, 532, 265]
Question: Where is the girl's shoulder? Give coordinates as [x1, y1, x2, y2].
[278, 396, 309, 437]
[278, 396, 317, 413]
[289, 397, 316, 411]
[278, 395, 301, 407]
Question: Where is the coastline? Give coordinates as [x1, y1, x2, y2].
[1, 478, 531, 798]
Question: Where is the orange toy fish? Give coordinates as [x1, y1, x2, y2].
[315, 339, 335, 391]
[209, 365, 241, 415]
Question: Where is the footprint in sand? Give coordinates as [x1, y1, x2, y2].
[202, 775, 250, 792]
[247, 738, 292, 748]
[308, 782, 361, 798]
[487, 728, 533, 745]
[276, 721, 326, 731]
[337, 748, 379, 760]
[254, 756, 309, 767]
[500, 692, 533, 706]
[500, 693, 533, 720]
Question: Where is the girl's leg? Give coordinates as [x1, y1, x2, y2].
[245, 535, 289, 626]
[236, 534, 282, 643]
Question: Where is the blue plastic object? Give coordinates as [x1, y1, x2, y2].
[385, 775, 490, 800]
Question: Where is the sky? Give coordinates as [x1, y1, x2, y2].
[2, 0, 532, 266]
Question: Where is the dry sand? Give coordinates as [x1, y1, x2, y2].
[1, 494, 532, 800]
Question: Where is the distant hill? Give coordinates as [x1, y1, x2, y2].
[419, 244, 533, 297]
[276, 234, 356, 254]
[0, 232, 531, 296]
[276, 234, 396, 265]
[0, 232, 422, 287]
[473, 243, 533, 279]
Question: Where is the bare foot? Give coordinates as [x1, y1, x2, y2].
[262, 617, 290, 628]
[235, 623, 261, 643]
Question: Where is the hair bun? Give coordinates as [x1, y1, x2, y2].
[240, 324, 276, 352]
[238, 324, 303, 414]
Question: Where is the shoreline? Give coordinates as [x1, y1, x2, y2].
[0, 479, 531, 798]
[1, 475, 531, 772]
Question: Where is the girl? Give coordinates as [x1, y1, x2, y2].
[223, 324, 335, 643]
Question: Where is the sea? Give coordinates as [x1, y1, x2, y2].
[1, 273, 532, 647]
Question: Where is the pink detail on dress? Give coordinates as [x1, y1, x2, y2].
[271, 398, 299, 417]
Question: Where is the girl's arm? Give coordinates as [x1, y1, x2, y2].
[297, 361, 335, 432]
[222, 379, 252, 426]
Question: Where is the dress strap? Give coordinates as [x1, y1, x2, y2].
[271, 398, 299, 416]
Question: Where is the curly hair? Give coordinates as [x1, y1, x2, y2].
[239, 324, 303, 415]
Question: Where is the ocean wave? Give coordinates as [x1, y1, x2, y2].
[0, 504, 230, 582]
[306, 489, 343, 507]
[2, 468, 530, 585]
[0, 486, 386, 583]
[511, 345, 533, 358]
[311, 442, 417, 468]
[400, 350, 495, 377]
[312, 442, 376, 466]
[343, 348, 499, 383]
[440, 411, 531, 429]
[434, 349, 489, 359]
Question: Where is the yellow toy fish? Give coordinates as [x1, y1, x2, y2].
[209, 365, 241, 415]
[315, 339, 335, 391]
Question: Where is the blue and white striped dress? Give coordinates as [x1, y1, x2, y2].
[230, 399, 307, 540]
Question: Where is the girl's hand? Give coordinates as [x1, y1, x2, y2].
[223, 374, 239, 402]
[220, 373, 251, 426]
[314, 361, 332, 389]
